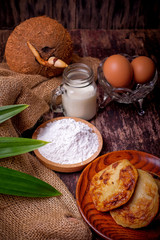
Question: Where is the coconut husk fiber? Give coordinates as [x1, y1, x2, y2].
[0, 54, 100, 240]
[5, 16, 73, 78]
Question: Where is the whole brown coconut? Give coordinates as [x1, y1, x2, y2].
[5, 16, 73, 78]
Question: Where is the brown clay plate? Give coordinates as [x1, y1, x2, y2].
[76, 150, 160, 240]
[32, 117, 103, 173]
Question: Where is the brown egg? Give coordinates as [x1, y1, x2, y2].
[131, 56, 155, 84]
[103, 54, 133, 88]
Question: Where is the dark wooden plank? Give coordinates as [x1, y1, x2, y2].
[0, 30, 11, 62]
[58, 29, 160, 198]
[0, 0, 159, 30]
[78, 29, 160, 66]
[0, 0, 76, 29]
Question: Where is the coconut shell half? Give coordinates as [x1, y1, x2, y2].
[5, 16, 73, 78]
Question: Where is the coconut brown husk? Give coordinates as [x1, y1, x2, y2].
[5, 16, 73, 78]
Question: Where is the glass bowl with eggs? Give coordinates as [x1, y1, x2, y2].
[97, 54, 158, 115]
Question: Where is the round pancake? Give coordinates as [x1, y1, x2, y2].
[89, 159, 138, 212]
[110, 169, 159, 228]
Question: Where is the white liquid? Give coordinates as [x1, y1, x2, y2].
[62, 84, 97, 120]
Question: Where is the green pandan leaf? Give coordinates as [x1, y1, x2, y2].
[0, 166, 61, 197]
[0, 137, 48, 159]
[0, 104, 29, 124]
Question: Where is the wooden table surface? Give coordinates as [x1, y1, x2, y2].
[55, 29, 160, 239]
[1, 28, 160, 239]
[55, 29, 160, 195]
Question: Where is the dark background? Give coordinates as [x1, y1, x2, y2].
[0, 0, 159, 30]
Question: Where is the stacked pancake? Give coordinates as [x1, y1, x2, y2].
[89, 159, 159, 228]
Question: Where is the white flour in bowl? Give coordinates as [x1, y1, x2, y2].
[37, 118, 99, 164]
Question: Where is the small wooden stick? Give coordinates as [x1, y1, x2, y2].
[27, 41, 68, 68]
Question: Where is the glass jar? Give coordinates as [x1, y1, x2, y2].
[51, 63, 97, 120]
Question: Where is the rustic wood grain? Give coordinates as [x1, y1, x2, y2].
[0, 30, 11, 62]
[0, 28, 160, 239]
[58, 29, 160, 240]
[0, 0, 159, 30]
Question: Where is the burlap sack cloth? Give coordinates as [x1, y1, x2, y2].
[0, 54, 100, 240]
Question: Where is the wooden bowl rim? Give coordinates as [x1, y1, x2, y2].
[76, 150, 160, 239]
[32, 116, 103, 172]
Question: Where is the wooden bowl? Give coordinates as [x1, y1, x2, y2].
[32, 117, 103, 173]
[76, 150, 160, 240]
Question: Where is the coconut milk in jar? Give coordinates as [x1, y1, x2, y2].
[52, 63, 97, 120]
